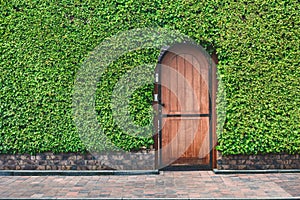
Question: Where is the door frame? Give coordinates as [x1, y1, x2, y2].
[154, 42, 217, 170]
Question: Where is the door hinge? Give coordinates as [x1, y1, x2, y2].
[154, 94, 158, 101]
[155, 73, 159, 83]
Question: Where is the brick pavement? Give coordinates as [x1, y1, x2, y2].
[0, 171, 299, 199]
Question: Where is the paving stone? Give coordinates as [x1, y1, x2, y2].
[0, 172, 299, 198]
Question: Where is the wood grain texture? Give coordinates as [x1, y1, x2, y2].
[158, 44, 212, 167]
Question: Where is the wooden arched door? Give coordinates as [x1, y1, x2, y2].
[154, 43, 216, 170]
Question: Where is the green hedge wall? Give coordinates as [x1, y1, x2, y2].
[0, 0, 299, 155]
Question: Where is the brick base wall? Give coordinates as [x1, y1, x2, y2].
[0, 151, 155, 170]
[217, 151, 300, 170]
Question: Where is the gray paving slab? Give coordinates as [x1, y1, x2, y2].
[0, 171, 299, 199]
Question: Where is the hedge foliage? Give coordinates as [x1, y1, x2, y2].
[0, 0, 299, 155]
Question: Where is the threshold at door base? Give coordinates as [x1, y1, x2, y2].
[160, 165, 211, 171]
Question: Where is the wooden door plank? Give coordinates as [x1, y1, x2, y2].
[184, 54, 194, 113]
[192, 57, 201, 113]
[200, 63, 209, 114]
[198, 117, 209, 161]
[177, 54, 185, 114]
[185, 119, 194, 158]
[169, 55, 178, 113]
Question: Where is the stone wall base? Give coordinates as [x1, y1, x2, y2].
[3, 151, 298, 171]
[217, 151, 300, 170]
[0, 151, 155, 170]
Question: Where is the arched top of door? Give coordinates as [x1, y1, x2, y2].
[157, 42, 216, 69]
